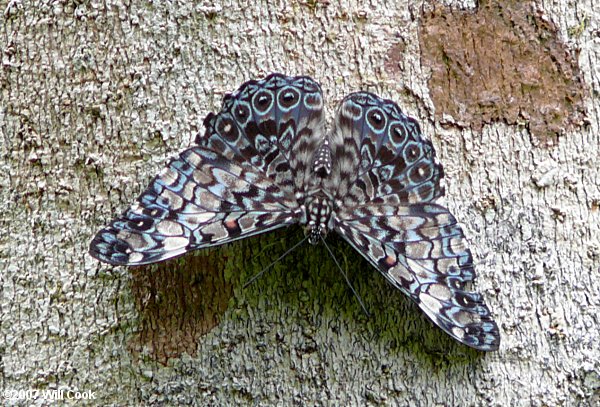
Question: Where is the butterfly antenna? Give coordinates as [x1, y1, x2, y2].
[243, 234, 310, 288]
[319, 235, 370, 317]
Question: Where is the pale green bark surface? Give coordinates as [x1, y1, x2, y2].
[1, 0, 599, 405]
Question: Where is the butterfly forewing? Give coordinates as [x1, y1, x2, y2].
[89, 147, 301, 265]
[90, 74, 325, 265]
[328, 92, 500, 351]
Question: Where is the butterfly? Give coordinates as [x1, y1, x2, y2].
[89, 73, 500, 351]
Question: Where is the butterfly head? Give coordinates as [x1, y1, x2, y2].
[307, 226, 323, 245]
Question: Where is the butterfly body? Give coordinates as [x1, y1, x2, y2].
[90, 73, 500, 351]
[302, 194, 334, 244]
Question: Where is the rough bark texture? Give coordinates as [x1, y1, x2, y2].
[1, 0, 599, 405]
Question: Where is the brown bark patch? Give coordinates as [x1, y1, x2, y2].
[417, 1, 586, 146]
[384, 37, 406, 75]
[127, 252, 231, 364]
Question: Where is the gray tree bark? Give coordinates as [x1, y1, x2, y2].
[1, 0, 599, 405]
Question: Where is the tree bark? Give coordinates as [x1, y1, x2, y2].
[1, 0, 598, 405]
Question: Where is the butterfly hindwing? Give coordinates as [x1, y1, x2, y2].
[90, 74, 326, 265]
[199, 73, 326, 202]
[325, 92, 444, 207]
[329, 93, 499, 350]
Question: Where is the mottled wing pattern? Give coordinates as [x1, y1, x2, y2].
[330, 93, 500, 351]
[324, 92, 443, 206]
[89, 148, 300, 265]
[89, 74, 325, 265]
[199, 74, 326, 203]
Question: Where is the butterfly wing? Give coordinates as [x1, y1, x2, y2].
[328, 92, 500, 351]
[90, 74, 326, 265]
[324, 92, 444, 206]
[89, 147, 301, 265]
[199, 73, 326, 203]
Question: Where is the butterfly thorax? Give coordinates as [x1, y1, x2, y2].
[302, 194, 334, 245]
